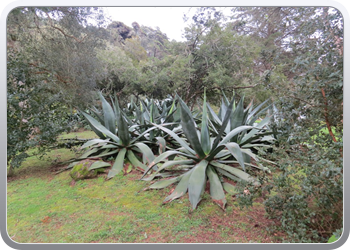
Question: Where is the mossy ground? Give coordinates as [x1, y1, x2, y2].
[69, 161, 106, 181]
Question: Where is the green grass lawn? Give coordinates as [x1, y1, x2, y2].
[7, 130, 284, 244]
[8, 171, 282, 243]
[58, 129, 98, 140]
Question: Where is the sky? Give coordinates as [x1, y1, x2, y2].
[103, 7, 194, 41]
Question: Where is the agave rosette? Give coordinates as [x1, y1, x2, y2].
[130, 96, 186, 155]
[65, 92, 159, 179]
[140, 90, 274, 210]
[206, 95, 276, 166]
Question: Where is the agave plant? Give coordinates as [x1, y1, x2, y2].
[129, 96, 185, 156]
[208, 92, 272, 135]
[140, 90, 274, 210]
[63, 92, 159, 179]
[205, 95, 275, 164]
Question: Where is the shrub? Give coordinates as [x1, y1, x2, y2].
[7, 51, 75, 175]
[263, 141, 343, 242]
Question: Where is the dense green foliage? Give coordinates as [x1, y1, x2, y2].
[7, 51, 71, 172]
[7, 7, 106, 173]
[233, 7, 343, 242]
[7, 6, 343, 243]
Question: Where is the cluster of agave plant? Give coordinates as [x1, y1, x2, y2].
[63, 90, 276, 210]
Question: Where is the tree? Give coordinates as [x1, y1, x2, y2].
[230, 7, 319, 87]
[234, 7, 343, 241]
[7, 51, 73, 175]
[94, 9, 266, 105]
[7, 7, 107, 175]
[98, 21, 172, 101]
[7, 7, 107, 107]
[230, 7, 343, 143]
[96, 44, 142, 99]
[176, 7, 264, 106]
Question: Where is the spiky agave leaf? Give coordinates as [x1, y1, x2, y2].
[222, 182, 239, 195]
[81, 111, 120, 143]
[148, 176, 181, 189]
[132, 142, 155, 165]
[229, 96, 245, 135]
[177, 98, 206, 159]
[200, 89, 211, 155]
[89, 161, 111, 171]
[211, 97, 235, 150]
[142, 159, 195, 181]
[126, 150, 147, 172]
[247, 99, 270, 125]
[188, 160, 208, 210]
[149, 123, 196, 156]
[206, 102, 222, 128]
[140, 150, 198, 179]
[207, 125, 253, 161]
[89, 106, 105, 125]
[113, 95, 130, 146]
[156, 136, 167, 154]
[210, 161, 257, 184]
[107, 148, 127, 179]
[224, 142, 246, 171]
[163, 169, 194, 203]
[240, 115, 272, 145]
[80, 139, 110, 149]
[130, 96, 180, 147]
[98, 92, 116, 134]
[206, 165, 226, 210]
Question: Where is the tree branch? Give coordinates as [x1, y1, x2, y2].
[29, 63, 71, 84]
[320, 86, 343, 157]
[51, 26, 88, 43]
[283, 94, 317, 107]
[44, 11, 88, 43]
